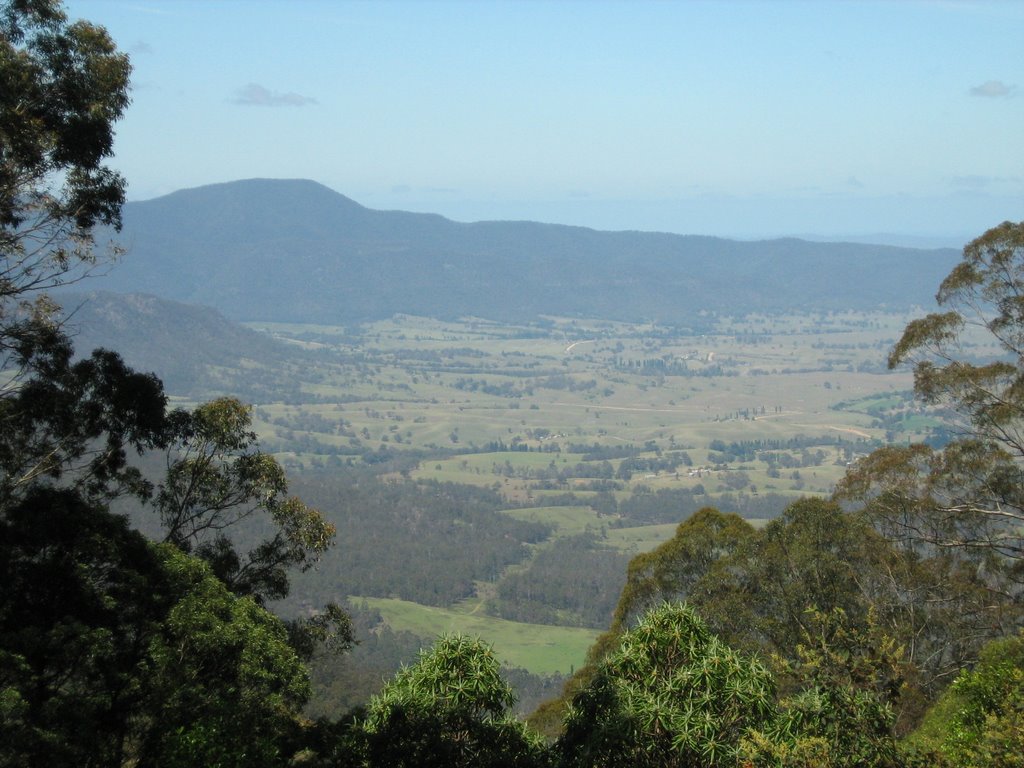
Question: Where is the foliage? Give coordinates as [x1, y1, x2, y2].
[558, 603, 776, 768]
[526, 507, 779, 740]
[739, 607, 906, 767]
[837, 221, 1024, 579]
[0, 325, 168, 508]
[910, 630, 1024, 767]
[534, 496, 1001, 739]
[1, 0, 130, 363]
[831, 221, 1024, 742]
[0, 487, 169, 766]
[305, 600, 428, 719]
[156, 396, 336, 603]
[6, 3, 1021, 766]
[286, 472, 550, 607]
[744, 500, 898, 673]
[491, 532, 631, 628]
[745, 497, 1016, 728]
[133, 545, 311, 768]
[0, 6, 346, 767]
[607, 507, 755, 643]
[359, 633, 549, 767]
[740, 686, 903, 768]
[0, 486, 312, 768]
[577, 500, 899, 675]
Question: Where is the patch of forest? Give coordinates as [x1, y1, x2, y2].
[490, 533, 632, 628]
[282, 474, 550, 608]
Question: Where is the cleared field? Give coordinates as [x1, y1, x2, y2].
[356, 596, 601, 675]
[604, 523, 680, 552]
[249, 312, 928, 543]
[499, 505, 605, 536]
[241, 311, 943, 669]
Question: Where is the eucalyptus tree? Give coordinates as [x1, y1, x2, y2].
[0, 0, 340, 606]
[0, 4, 346, 765]
[1, 0, 130, 373]
[156, 396, 336, 604]
[0, 0, 156, 510]
[0, 486, 312, 768]
[837, 222, 1024, 581]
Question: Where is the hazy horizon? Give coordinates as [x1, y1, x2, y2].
[129, 177, 972, 249]
[70, 0, 1022, 243]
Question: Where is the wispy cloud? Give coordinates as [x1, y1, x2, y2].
[231, 83, 318, 107]
[969, 80, 1015, 98]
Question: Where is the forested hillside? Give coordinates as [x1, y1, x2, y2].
[84, 177, 960, 325]
[60, 290, 306, 398]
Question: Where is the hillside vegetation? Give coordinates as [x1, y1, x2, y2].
[83, 178, 959, 325]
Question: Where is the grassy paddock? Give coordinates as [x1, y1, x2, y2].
[604, 523, 681, 552]
[355, 596, 600, 675]
[498, 505, 605, 536]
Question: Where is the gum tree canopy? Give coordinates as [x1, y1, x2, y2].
[1, 4, 347, 765]
[0, 0, 152, 507]
[1, 0, 130, 346]
[0, 1, 337, 600]
[838, 221, 1024, 579]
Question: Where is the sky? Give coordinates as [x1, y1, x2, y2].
[66, 0, 1023, 244]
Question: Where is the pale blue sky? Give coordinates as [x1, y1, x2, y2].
[68, 0, 1022, 241]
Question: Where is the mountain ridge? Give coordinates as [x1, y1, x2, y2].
[88, 178, 961, 325]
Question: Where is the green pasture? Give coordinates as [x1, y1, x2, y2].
[835, 393, 912, 414]
[412, 452, 588, 486]
[498, 505, 605, 537]
[355, 596, 600, 676]
[600, 516, 775, 554]
[604, 523, 680, 552]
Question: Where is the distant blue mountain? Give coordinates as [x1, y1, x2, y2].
[88, 178, 960, 324]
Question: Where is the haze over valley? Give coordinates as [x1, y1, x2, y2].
[56, 176, 976, 716]
[6, 2, 1024, 764]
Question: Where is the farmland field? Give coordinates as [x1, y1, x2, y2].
[245, 309, 970, 696]
[356, 596, 600, 675]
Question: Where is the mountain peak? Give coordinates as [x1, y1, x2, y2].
[144, 177, 366, 211]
